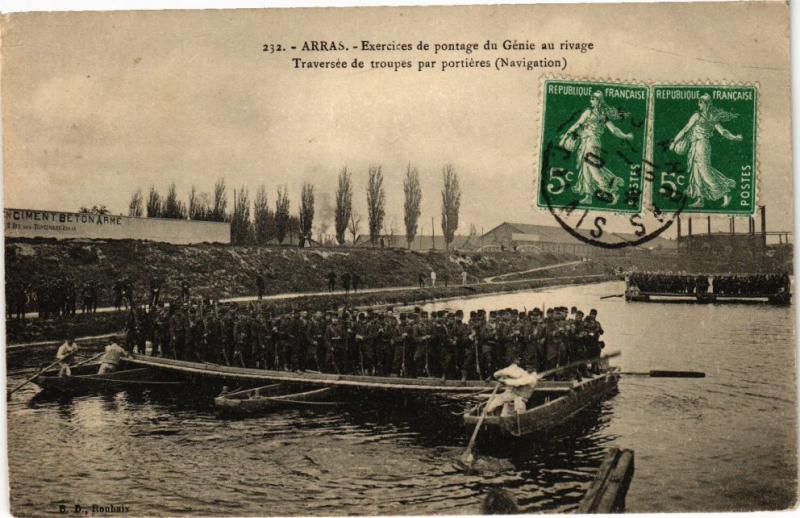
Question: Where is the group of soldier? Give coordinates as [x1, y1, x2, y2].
[5, 279, 101, 320]
[326, 271, 362, 293]
[124, 300, 605, 381]
[627, 271, 790, 297]
[712, 273, 790, 296]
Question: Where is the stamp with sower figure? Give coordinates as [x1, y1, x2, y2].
[537, 79, 649, 214]
[651, 84, 757, 215]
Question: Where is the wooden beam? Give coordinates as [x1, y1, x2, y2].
[579, 448, 635, 513]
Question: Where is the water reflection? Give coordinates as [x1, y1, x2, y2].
[7, 281, 796, 514]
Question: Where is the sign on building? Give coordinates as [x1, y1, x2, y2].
[4, 208, 230, 245]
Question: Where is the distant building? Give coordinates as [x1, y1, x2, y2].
[478, 222, 677, 256]
[266, 234, 321, 247]
[353, 234, 476, 250]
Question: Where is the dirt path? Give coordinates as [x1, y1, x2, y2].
[482, 259, 587, 283]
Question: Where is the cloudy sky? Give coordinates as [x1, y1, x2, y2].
[2, 3, 792, 238]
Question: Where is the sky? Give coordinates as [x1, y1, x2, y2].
[2, 3, 793, 239]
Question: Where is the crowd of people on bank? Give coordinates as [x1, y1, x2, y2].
[626, 272, 790, 297]
[6, 278, 102, 320]
[124, 301, 606, 381]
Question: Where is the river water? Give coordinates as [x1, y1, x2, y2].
[7, 281, 797, 514]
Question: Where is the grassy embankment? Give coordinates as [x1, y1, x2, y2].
[6, 238, 613, 343]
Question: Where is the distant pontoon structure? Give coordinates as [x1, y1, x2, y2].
[675, 206, 792, 273]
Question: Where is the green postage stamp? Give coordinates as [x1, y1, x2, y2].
[651, 84, 758, 215]
[538, 79, 649, 213]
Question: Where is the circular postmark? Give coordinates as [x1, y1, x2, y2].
[539, 141, 687, 250]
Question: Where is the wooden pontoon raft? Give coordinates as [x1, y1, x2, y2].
[122, 354, 506, 392]
[625, 290, 791, 305]
[463, 369, 620, 437]
[34, 364, 183, 395]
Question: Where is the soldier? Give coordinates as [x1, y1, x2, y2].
[112, 280, 123, 312]
[89, 280, 99, 313]
[542, 307, 559, 372]
[180, 279, 191, 304]
[81, 281, 93, 314]
[583, 309, 605, 373]
[461, 311, 481, 381]
[170, 307, 187, 360]
[324, 315, 341, 373]
[327, 271, 336, 292]
[124, 308, 140, 354]
[307, 312, 325, 372]
[150, 275, 162, 308]
[256, 271, 265, 300]
[352, 272, 360, 293]
[342, 272, 351, 294]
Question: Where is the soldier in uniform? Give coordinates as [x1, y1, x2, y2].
[583, 309, 605, 373]
[324, 315, 341, 373]
[256, 271, 265, 300]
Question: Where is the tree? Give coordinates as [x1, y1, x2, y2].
[334, 167, 353, 245]
[188, 186, 210, 221]
[275, 185, 291, 245]
[366, 166, 385, 246]
[403, 164, 422, 249]
[287, 215, 301, 245]
[210, 178, 228, 222]
[384, 217, 398, 247]
[231, 186, 253, 245]
[162, 183, 186, 219]
[253, 185, 271, 245]
[128, 190, 144, 217]
[441, 164, 461, 251]
[348, 209, 362, 245]
[146, 186, 162, 218]
[299, 183, 315, 248]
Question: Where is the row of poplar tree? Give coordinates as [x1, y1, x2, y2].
[127, 165, 461, 248]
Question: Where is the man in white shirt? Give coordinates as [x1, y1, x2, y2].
[55, 335, 79, 377]
[430, 270, 437, 288]
[98, 342, 129, 374]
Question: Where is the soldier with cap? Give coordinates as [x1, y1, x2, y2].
[255, 271, 265, 300]
[583, 309, 605, 373]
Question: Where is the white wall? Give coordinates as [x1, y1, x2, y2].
[4, 208, 230, 244]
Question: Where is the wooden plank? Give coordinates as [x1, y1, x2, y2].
[124, 355, 497, 392]
[578, 447, 619, 513]
[595, 449, 635, 513]
[578, 448, 635, 513]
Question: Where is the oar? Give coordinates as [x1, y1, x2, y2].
[71, 352, 105, 369]
[600, 294, 624, 299]
[459, 382, 500, 467]
[537, 351, 622, 380]
[621, 370, 705, 378]
[7, 354, 72, 399]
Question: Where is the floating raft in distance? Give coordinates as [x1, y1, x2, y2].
[626, 291, 791, 305]
[124, 354, 506, 392]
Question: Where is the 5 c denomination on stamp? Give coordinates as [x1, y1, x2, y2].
[651, 84, 757, 214]
[537, 79, 649, 213]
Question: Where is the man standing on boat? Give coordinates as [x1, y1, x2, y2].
[55, 334, 79, 377]
[583, 310, 605, 373]
[98, 342, 129, 374]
